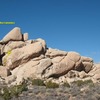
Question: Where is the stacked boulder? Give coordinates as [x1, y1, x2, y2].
[0, 27, 99, 85]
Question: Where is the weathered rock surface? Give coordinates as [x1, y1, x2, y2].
[23, 33, 28, 41]
[67, 52, 81, 62]
[81, 56, 93, 73]
[0, 27, 99, 85]
[0, 66, 10, 77]
[2, 42, 44, 69]
[0, 44, 5, 55]
[0, 27, 22, 44]
[46, 48, 67, 58]
[4, 41, 26, 53]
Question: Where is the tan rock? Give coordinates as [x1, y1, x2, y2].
[82, 62, 93, 73]
[67, 70, 79, 78]
[59, 75, 79, 84]
[1, 27, 22, 43]
[46, 48, 67, 58]
[5, 75, 16, 84]
[51, 56, 65, 63]
[36, 38, 46, 52]
[2, 42, 43, 69]
[0, 44, 5, 55]
[23, 33, 28, 41]
[4, 41, 25, 53]
[89, 64, 100, 75]
[79, 71, 87, 78]
[67, 52, 81, 62]
[81, 56, 93, 62]
[89, 64, 100, 82]
[11, 60, 40, 84]
[12, 58, 51, 83]
[74, 59, 83, 71]
[93, 74, 100, 80]
[36, 58, 52, 75]
[44, 56, 75, 78]
[0, 66, 10, 77]
[32, 54, 45, 61]
[25, 40, 33, 44]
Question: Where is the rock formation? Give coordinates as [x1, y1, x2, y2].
[0, 27, 99, 85]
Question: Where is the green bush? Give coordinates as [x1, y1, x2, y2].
[63, 82, 70, 88]
[83, 79, 93, 84]
[0, 82, 28, 100]
[1, 87, 11, 100]
[10, 83, 28, 97]
[32, 79, 45, 86]
[46, 81, 59, 88]
[75, 80, 84, 86]
[72, 79, 93, 86]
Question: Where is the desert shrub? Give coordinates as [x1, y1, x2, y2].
[83, 79, 93, 84]
[10, 83, 28, 97]
[32, 79, 45, 86]
[46, 81, 59, 88]
[72, 80, 85, 86]
[1, 87, 11, 100]
[0, 82, 28, 100]
[84, 80, 94, 87]
[72, 79, 94, 87]
[63, 82, 70, 88]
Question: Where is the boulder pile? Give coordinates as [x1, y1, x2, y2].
[0, 27, 100, 85]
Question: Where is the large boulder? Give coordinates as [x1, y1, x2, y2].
[36, 58, 52, 76]
[11, 60, 40, 85]
[82, 62, 93, 73]
[4, 41, 26, 53]
[10, 58, 52, 85]
[51, 56, 65, 63]
[44, 52, 85, 78]
[89, 64, 100, 82]
[36, 38, 47, 53]
[81, 56, 93, 62]
[81, 56, 93, 73]
[44, 56, 75, 78]
[67, 52, 81, 62]
[46, 48, 67, 58]
[0, 27, 22, 44]
[67, 52, 83, 71]
[2, 42, 44, 69]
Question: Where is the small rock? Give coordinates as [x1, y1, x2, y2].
[23, 33, 28, 41]
[0, 66, 10, 77]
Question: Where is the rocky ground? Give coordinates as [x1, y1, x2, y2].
[0, 79, 100, 100]
[15, 84, 100, 100]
